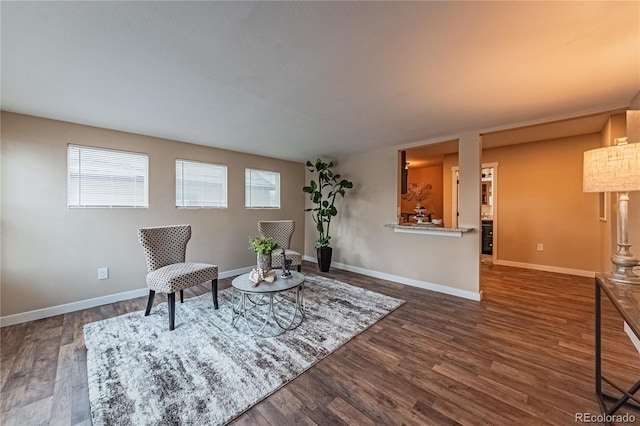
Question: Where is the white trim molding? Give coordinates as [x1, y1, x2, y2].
[0, 288, 148, 328]
[0, 265, 254, 328]
[493, 259, 595, 278]
[303, 256, 481, 301]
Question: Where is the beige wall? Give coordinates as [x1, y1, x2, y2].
[323, 126, 607, 290]
[2, 107, 635, 319]
[305, 133, 482, 296]
[398, 125, 622, 275]
[482, 133, 601, 272]
[1, 112, 305, 317]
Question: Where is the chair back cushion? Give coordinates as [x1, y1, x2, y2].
[258, 220, 294, 249]
[138, 225, 191, 272]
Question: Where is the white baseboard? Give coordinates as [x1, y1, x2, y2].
[220, 266, 254, 279]
[624, 322, 640, 353]
[14, 258, 591, 328]
[0, 265, 254, 328]
[303, 255, 481, 301]
[493, 259, 595, 278]
[0, 288, 149, 328]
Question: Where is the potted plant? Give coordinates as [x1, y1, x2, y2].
[249, 236, 279, 273]
[303, 158, 354, 272]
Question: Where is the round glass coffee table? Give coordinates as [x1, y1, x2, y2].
[231, 271, 305, 337]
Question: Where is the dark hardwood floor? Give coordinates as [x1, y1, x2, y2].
[2, 262, 639, 425]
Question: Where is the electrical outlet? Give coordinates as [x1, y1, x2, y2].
[98, 267, 109, 280]
[537, 244, 544, 252]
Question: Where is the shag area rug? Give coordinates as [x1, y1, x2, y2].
[83, 274, 404, 425]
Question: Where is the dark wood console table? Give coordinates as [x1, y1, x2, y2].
[595, 274, 640, 424]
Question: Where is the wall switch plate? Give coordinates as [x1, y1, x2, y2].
[98, 267, 109, 280]
[537, 244, 544, 251]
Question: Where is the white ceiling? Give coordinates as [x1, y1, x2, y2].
[2, 1, 639, 162]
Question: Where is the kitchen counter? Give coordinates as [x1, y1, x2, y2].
[384, 223, 473, 238]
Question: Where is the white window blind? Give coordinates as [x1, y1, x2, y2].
[67, 145, 148, 208]
[245, 168, 280, 208]
[176, 160, 227, 208]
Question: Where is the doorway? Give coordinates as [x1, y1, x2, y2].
[481, 163, 498, 264]
[450, 163, 498, 263]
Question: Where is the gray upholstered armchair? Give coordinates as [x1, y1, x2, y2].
[137, 225, 218, 331]
[258, 220, 302, 272]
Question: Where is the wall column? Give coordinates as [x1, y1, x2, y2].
[458, 132, 482, 295]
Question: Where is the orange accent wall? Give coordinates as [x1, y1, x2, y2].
[401, 165, 444, 220]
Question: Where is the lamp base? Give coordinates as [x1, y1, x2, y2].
[608, 248, 640, 284]
[605, 269, 640, 285]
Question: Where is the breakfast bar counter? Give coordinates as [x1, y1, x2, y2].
[384, 223, 473, 238]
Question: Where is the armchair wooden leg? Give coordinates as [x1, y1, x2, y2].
[297, 265, 301, 272]
[180, 289, 184, 303]
[212, 279, 219, 309]
[168, 292, 176, 331]
[145, 290, 155, 316]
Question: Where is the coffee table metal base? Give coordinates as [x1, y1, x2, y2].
[231, 275, 305, 337]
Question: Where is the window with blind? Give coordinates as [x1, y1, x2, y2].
[245, 168, 280, 208]
[176, 159, 228, 208]
[67, 145, 148, 208]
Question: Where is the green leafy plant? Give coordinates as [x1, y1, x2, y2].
[303, 158, 354, 249]
[249, 236, 279, 255]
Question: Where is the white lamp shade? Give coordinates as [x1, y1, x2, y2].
[583, 142, 640, 193]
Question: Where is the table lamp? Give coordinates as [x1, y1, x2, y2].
[583, 111, 640, 284]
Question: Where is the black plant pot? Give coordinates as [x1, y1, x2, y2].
[317, 247, 333, 272]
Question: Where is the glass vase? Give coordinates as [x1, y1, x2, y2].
[257, 253, 271, 273]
